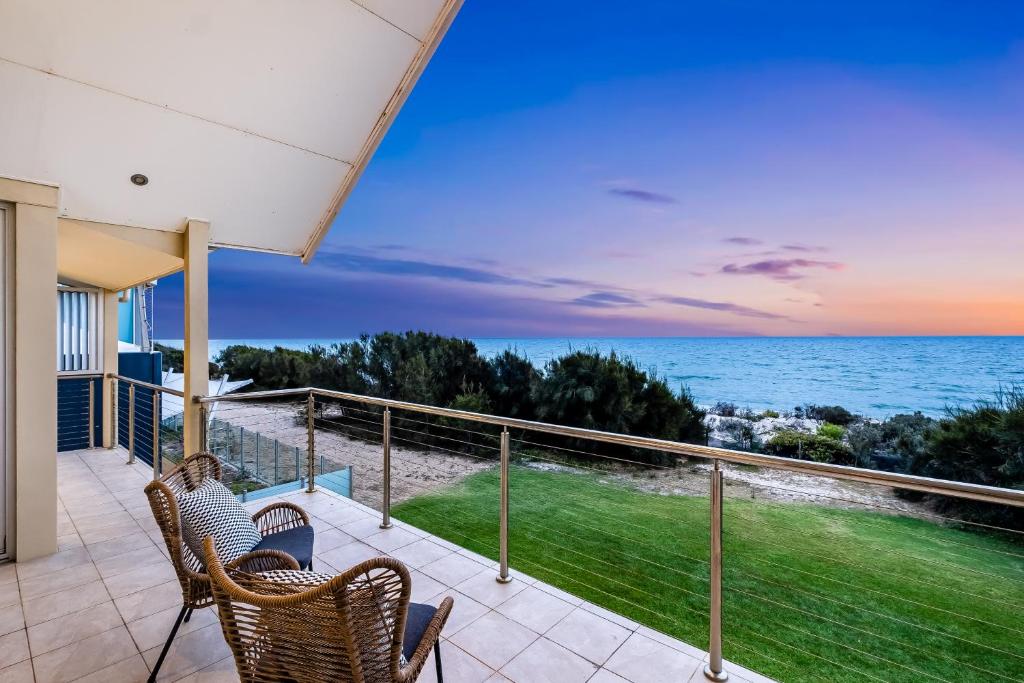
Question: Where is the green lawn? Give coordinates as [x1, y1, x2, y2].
[392, 465, 1024, 683]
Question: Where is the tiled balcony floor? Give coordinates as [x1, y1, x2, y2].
[0, 448, 774, 683]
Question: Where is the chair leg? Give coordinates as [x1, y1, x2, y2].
[147, 605, 189, 683]
[434, 640, 443, 683]
[183, 608, 193, 623]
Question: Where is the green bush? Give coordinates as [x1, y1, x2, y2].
[845, 422, 882, 468]
[532, 350, 706, 464]
[905, 388, 1024, 528]
[215, 336, 706, 465]
[155, 342, 222, 378]
[488, 350, 540, 419]
[722, 420, 760, 451]
[765, 430, 855, 464]
[758, 409, 780, 420]
[801, 404, 857, 426]
[816, 422, 846, 441]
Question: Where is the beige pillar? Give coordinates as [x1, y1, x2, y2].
[101, 289, 119, 448]
[182, 219, 209, 456]
[3, 179, 59, 561]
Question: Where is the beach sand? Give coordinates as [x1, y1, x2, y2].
[206, 401, 925, 517]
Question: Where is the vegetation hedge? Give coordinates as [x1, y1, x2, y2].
[156, 334, 1023, 527]
[198, 333, 707, 466]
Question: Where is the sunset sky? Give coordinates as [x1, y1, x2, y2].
[157, 1, 1024, 338]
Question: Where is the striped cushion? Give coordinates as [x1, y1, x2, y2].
[178, 479, 262, 563]
[257, 569, 335, 585]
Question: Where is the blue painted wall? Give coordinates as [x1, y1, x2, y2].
[116, 351, 163, 465]
[56, 376, 103, 452]
[118, 289, 135, 344]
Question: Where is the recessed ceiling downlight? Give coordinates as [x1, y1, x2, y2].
[130, 173, 149, 186]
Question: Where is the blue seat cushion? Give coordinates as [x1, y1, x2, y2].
[252, 525, 314, 570]
[402, 602, 438, 662]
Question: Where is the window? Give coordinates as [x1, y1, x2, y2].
[57, 288, 102, 373]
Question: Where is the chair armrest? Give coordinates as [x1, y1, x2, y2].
[399, 596, 454, 683]
[227, 549, 301, 573]
[252, 502, 310, 536]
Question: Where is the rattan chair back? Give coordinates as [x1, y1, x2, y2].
[204, 537, 425, 683]
[145, 452, 223, 608]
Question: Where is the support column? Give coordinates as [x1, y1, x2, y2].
[101, 289, 119, 448]
[182, 219, 209, 457]
[6, 179, 60, 561]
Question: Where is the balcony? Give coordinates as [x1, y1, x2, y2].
[0, 445, 771, 683]
[11, 383, 1024, 682]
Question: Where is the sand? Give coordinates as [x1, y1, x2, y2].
[207, 400, 925, 517]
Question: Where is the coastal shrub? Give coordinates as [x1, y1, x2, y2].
[802, 404, 857, 426]
[765, 430, 855, 464]
[487, 350, 540, 419]
[215, 336, 706, 465]
[881, 412, 934, 465]
[846, 422, 883, 468]
[712, 401, 738, 417]
[758, 409, 780, 420]
[721, 420, 760, 451]
[905, 388, 1024, 528]
[155, 342, 222, 379]
[532, 350, 706, 464]
[448, 386, 493, 414]
[816, 423, 846, 441]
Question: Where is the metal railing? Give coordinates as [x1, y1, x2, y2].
[111, 374, 185, 479]
[56, 373, 102, 451]
[196, 387, 1024, 682]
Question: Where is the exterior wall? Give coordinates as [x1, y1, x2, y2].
[3, 178, 59, 561]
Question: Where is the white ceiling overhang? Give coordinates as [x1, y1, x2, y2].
[0, 0, 462, 261]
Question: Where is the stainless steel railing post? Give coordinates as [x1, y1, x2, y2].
[704, 459, 728, 682]
[380, 408, 393, 529]
[199, 403, 208, 452]
[306, 392, 316, 493]
[151, 390, 160, 480]
[127, 384, 136, 464]
[87, 380, 95, 449]
[497, 426, 512, 584]
[109, 378, 117, 450]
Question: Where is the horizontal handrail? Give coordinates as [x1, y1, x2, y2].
[57, 372, 103, 379]
[196, 386, 1024, 508]
[108, 373, 185, 398]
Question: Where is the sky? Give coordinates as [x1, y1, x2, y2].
[156, 1, 1024, 339]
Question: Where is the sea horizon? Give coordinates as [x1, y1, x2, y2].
[157, 335, 1024, 419]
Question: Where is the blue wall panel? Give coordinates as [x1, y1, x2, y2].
[57, 376, 102, 452]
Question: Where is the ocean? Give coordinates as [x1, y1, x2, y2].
[157, 336, 1024, 419]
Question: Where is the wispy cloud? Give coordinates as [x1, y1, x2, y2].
[720, 258, 845, 281]
[781, 244, 828, 253]
[318, 249, 551, 288]
[655, 296, 793, 320]
[722, 236, 762, 246]
[607, 187, 677, 204]
[571, 291, 646, 308]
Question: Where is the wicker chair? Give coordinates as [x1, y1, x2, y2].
[204, 536, 454, 683]
[145, 453, 314, 683]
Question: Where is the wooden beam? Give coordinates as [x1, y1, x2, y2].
[182, 219, 209, 456]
